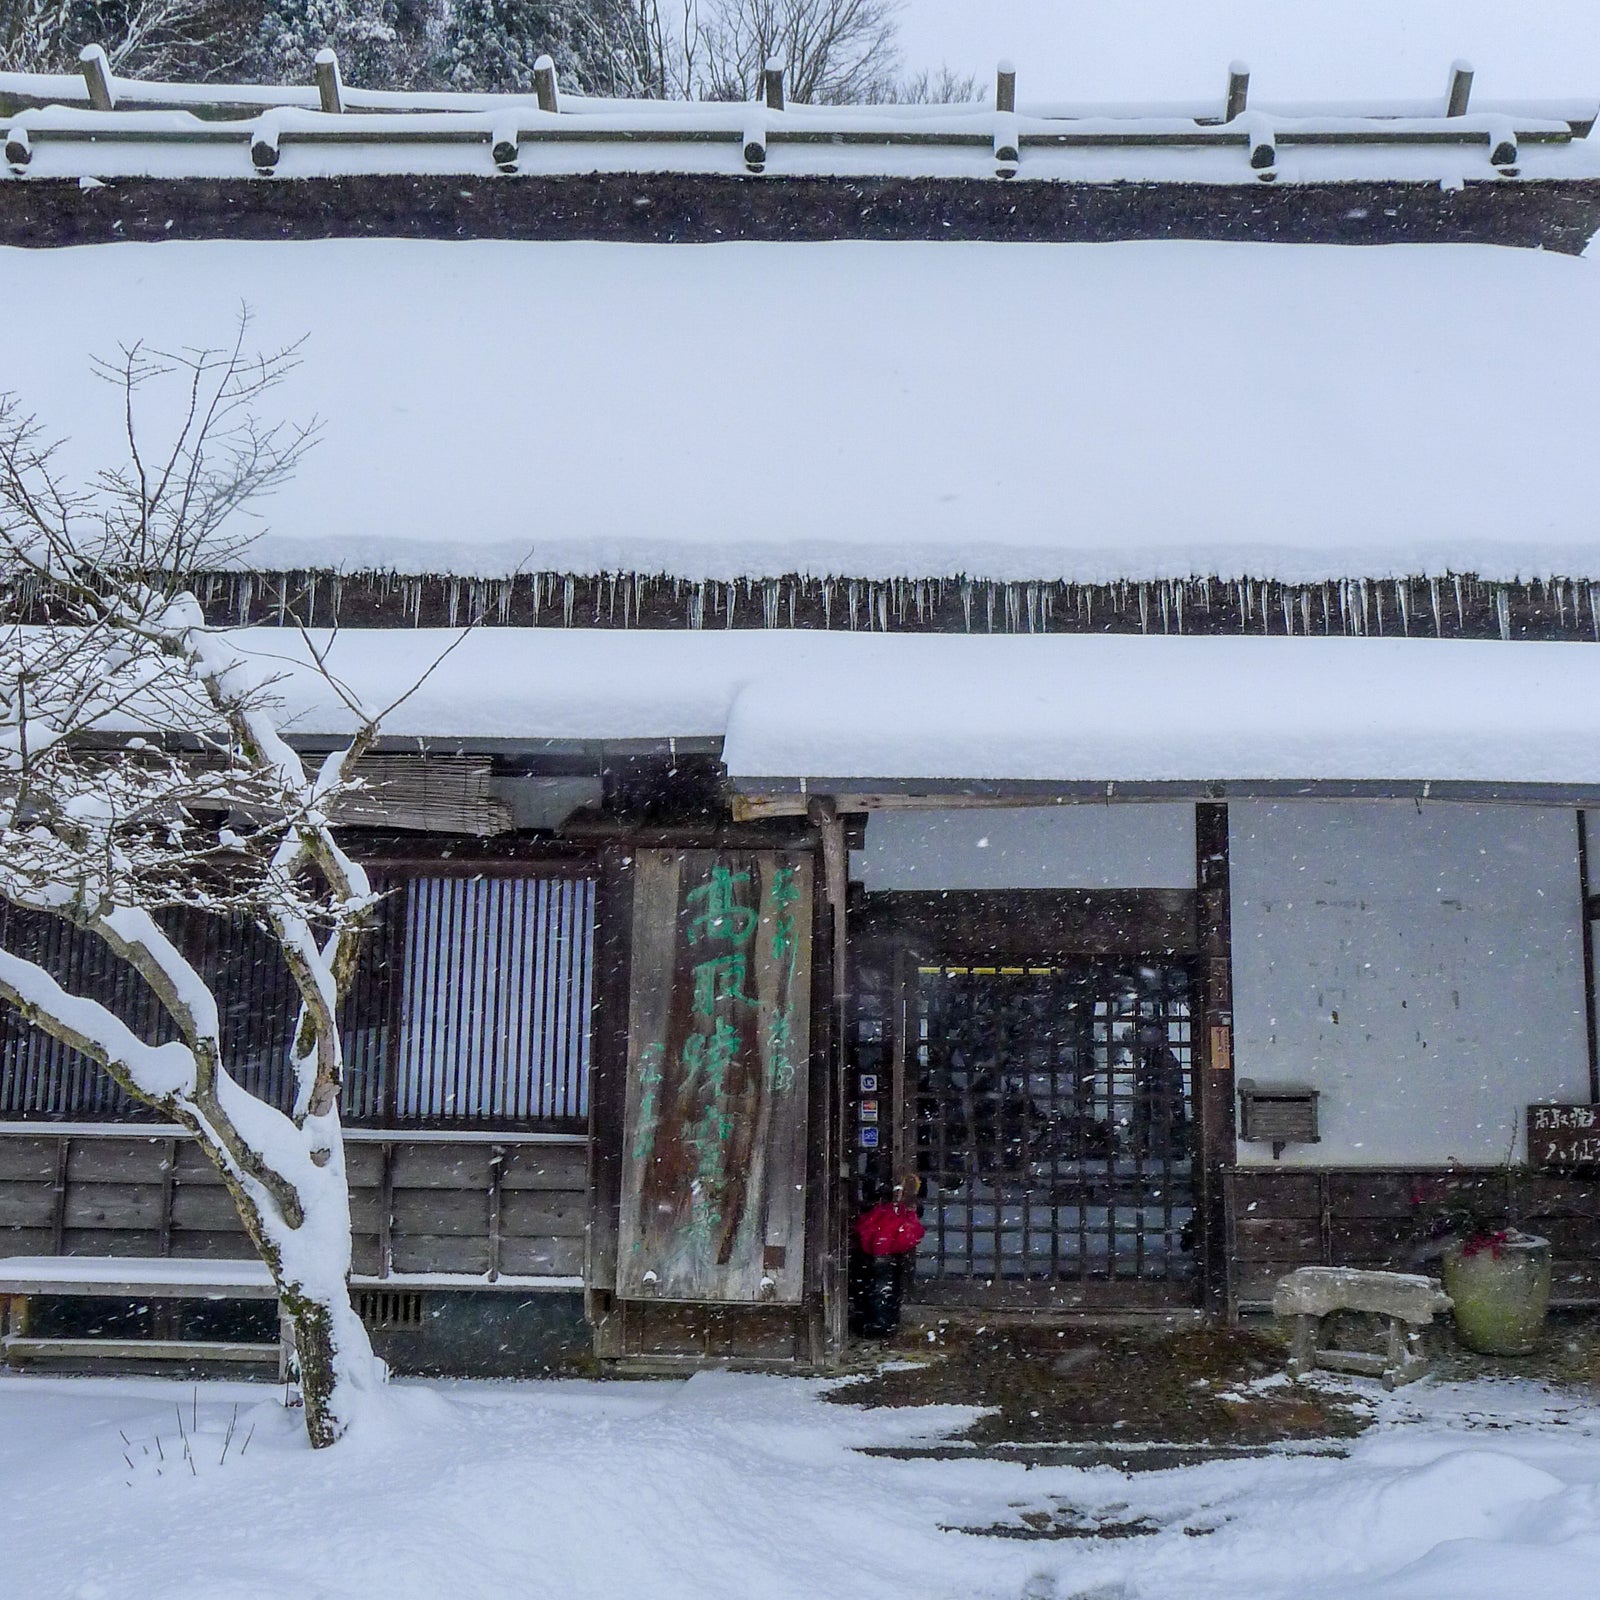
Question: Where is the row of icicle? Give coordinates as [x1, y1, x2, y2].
[191, 570, 1600, 639]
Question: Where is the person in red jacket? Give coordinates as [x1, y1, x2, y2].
[851, 1177, 925, 1338]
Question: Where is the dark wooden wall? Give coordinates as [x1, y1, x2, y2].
[1226, 1167, 1600, 1311]
[0, 1133, 587, 1279]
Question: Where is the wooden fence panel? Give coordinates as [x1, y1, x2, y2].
[0, 1133, 590, 1287]
[1228, 1166, 1600, 1310]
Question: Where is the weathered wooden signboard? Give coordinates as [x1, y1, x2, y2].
[617, 850, 814, 1303]
[1527, 1104, 1600, 1169]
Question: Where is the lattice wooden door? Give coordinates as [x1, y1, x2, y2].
[912, 960, 1197, 1298]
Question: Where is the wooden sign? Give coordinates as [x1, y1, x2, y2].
[1527, 1104, 1600, 1169]
[617, 850, 813, 1303]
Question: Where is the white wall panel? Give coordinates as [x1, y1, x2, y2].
[855, 804, 1197, 891]
[1231, 802, 1589, 1166]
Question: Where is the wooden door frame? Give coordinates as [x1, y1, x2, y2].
[856, 886, 1204, 1312]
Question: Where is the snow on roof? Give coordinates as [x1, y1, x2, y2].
[3, 59, 1595, 184]
[239, 627, 1600, 791]
[7, 235, 1600, 587]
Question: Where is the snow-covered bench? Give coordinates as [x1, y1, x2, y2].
[0, 1257, 289, 1376]
[1273, 1266, 1452, 1389]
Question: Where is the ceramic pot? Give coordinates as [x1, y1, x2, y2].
[1441, 1231, 1551, 1356]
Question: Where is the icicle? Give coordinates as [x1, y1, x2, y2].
[1175, 582, 1186, 634]
[1138, 584, 1149, 634]
[985, 583, 996, 633]
[1395, 580, 1408, 635]
[1496, 587, 1511, 641]
[1375, 586, 1385, 636]
[1158, 584, 1169, 633]
[1085, 587, 1093, 629]
[1556, 581, 1567, 628]
[876, 586, 889, 632]
[960, 580, 973, 633]
[1043, 585, 1054, 631]
[446, 579, 460, 629]
[1279, 591, 1292, 634]
[1299, 590, 1310, 636]
[823, 579, 834, 629]
[1004, 584, 1020, 632]
[235, 574, 253, 625]
[1428, 578, 1441, 637]
[1453, 575, 1464, 630]
[1591, 584, 1600, 641]
[1026, 583, 1039, 634]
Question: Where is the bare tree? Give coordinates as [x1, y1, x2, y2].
[879, 63, 980, 105]
[0, 324, 408, 1448]
[611, 0, 900, 103]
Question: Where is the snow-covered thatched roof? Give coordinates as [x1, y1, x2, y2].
[228, 627, 1600, 798]
[2, 54, 1596, 185]
[6, 234, 1600, 590]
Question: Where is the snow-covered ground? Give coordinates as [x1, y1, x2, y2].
[2, 1370, 1598, 1600]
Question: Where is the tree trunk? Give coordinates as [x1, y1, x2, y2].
[210, 1133, 382, 1448]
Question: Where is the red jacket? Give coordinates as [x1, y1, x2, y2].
[855, 1202, 926, 1257]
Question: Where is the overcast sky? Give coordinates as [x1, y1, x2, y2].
[895, 1, 1600, 103]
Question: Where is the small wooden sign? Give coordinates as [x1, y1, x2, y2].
[616, 850, 813, 1304]
[1527, 1104, 1600, 1169]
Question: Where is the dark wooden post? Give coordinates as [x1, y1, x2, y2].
[378, 1141, 395, 1280]
[158, 1137, 178, 1258]
[1447, 60, 1474, 118]
[78, 45, 115, 111]
[809, 798, 850, 1360]
[1225, 61, 1250, 122]
[1580, 811, 1599, 1102]
[50, 1136, 70, 1255]
[487, 1145, 505, 1282]
[534, 54, 560, 114]
[995, 60, 1016, 113]
[763, 58, 786, 111]
[314, 48, 344, 115]
[1196, 803, 1235, 1315]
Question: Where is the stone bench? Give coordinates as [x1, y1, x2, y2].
[1273, 1266, 1452, 1389]
[0, 1257, 289, 1376]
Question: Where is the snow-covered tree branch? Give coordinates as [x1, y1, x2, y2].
[0, 321, 392, 1447]
[0, 0, 252, 77]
